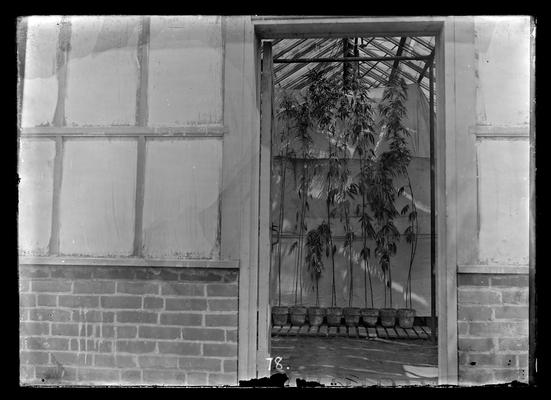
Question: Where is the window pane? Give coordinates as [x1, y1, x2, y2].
[21, 16, 60, 128]
[142, 138, 222, 258]
[148, 16, 223, 126]
[18, 139, 56, 254]
[65, 16, 140, 126]
[59, 139, 137, 256]
[478, 139, 529, 265]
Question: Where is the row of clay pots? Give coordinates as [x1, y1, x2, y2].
[272, 306, 416, 329]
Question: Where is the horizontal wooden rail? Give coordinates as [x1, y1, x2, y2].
[19, 125, 227, 137]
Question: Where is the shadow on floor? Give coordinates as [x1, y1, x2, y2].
[270, 336, 438, 387]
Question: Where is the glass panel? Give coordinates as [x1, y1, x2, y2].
[148, 16, 223, 126]
[65, 16, 140, 126]
[142, 138, 222, 258]
[59, 139, 137, 256]
[478, 139, 529, 265]
[21, 16, 60, 128]
[18, 139, 56, 255]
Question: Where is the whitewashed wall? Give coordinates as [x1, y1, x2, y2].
[474, 17, 531, 266]
[18, 16, 224, 260]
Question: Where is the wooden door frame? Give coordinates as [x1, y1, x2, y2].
[230, 16, 460, 385]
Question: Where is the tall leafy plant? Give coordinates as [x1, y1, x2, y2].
[373, 74, 412, 308]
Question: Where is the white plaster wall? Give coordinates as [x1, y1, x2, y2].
[18, 139, 56, 254]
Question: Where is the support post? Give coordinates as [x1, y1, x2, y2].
[429, 63, 437, 343]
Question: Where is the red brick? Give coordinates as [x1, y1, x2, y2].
[79, 339, 113, 353]
[494, 305, 528, 320]
[517, 353, 528, 368]
[160, 313, 202, 326]
[178, 357, 221, 372]
[468, 353, 517, 367]
[51, 323, 82, 336]
[161, 283, 205, 296]
[20, 321, 50, 335]
[490, 275, 529, 287]
[143, 370, 185, 385]
[116, 326, 137, 339]
[458, 338, 495, 352]
[498, 338, 528, 351]
[458, 321, 469, 335]
[208, 373, 237, 386]
[459, 367, 494, 385]
[20, 267, 50, 278]
[73, 280, 116, 294]
[203, 343, 237, 357]
[223, 359, 237, 373]
[121, 370, 142, 383]
[101, 324, 115, 338]
[20, 293, 36, 308]
[116, 340, 156, 354]
[25, 337, 70, 351]
[20, 351, 49, 365]
[158, 341, 201, 355]
[78, 368, 121, 383]
[71, 310, 114, 323]
[31, 281, 72, 293]
[458, 306, 492, 321]
[100, 296, 142, 309]
[19, 279, 30, 292]
[50, 266, 93, 279]
[182, 328, 225, 341]
[20, 365, 34, 381]
[458, 274, 491, 286]
[117, 281, 159, 295]
[92, 267, 135, 280]
[205, 314, 237, 327]
[134, 269, 179, 281]
[165, 298, 207, 311]
[36, 365, 77, 382]
[206, 284, 238, 297]
[138, 355, 178, 369]
[226, 329, 238, 343]
[208, 299, 238, 312]
[37, 294, 57, 307]
[50, 351, 94, 366]
[59, 295, 99, 308]
[29, 309, 71, 322]
[187, 372, 208, 386]
[138, 325, 181, 339]
[144, 297, 164, 309]
[458, 289, 501, 305]
[493, 368, 523, 383]
[468, 321, 528, 337]
[116, 311, 158, 324]
[501, 289, 529, 305]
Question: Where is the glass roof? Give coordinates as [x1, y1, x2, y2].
[266, 36, 435, 99]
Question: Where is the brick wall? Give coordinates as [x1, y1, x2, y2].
[19, 265, 239, 386]
[457, 273, 529, 385]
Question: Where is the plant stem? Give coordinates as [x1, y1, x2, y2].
[276, 158, 287, 306]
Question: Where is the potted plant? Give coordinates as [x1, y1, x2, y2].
[305, 224, 327, 326]
[373, 73, 413, 328]
[271, 92, 298, 327]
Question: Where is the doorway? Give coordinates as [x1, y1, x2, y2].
[259, 33, 440, 386]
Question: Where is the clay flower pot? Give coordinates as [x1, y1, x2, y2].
[272, 306, 289, 326]
[360, 308, 379, 327]
[289, 306, 307, 326]
[343, 307, 361, 327]
[307, 307, 325, 326]
[326, 307, 343, 327]
[379, 308, 397, 328]
[397, 308, 416, 329]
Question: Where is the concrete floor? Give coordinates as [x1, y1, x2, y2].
[270, 336, 438, 387]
